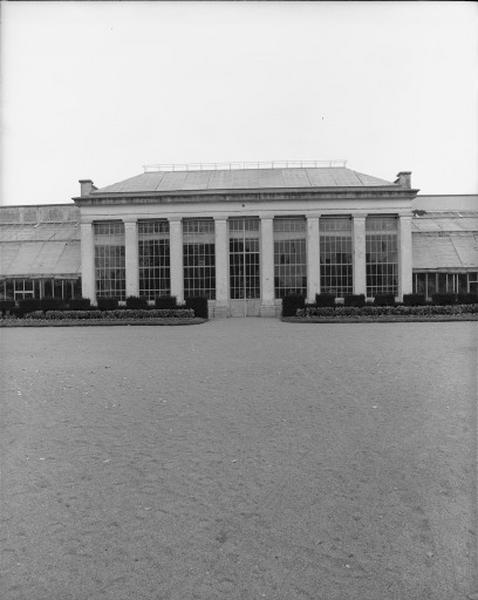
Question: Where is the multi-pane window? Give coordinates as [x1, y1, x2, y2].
[0, 279, 81, 300]
[94, 221, 126, 299]
[138, 220, 170, 300]
[229, 217, 260, 299]
[11, 279, 34, 300]
[320, 217, 353, 296]
[366, 216, 398, 297]
[183, 218, 215, 299]
[274, 217, 307, 298]
[413, 271, 477, 298]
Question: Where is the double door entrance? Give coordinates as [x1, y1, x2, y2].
[229, 217, 261, 317]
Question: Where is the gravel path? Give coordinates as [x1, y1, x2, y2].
[1, 320, 477, 600]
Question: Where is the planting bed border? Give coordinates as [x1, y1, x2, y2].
[0, 318, 206, 328]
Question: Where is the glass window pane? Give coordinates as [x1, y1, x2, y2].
[138, 220, 170, 300]
[320, 217, 353, 296]
[274, 217, 307, 298]
[365, 216, 398, 297]
[183, 218, 215, 299]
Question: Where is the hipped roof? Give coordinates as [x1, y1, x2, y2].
[93, 167, 396, 195]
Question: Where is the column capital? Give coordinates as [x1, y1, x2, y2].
[214, 216, 227, 223]
[306, 213, 321, 220]
[168, 216, 182, 223]
[80, 217, 94, 225]
[351, 212, 367, 219]
[123, 217, 138, 224]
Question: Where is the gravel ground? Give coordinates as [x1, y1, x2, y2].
[1, 320, 477, 600]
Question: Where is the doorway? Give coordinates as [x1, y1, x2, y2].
[229, 217, 261, 317]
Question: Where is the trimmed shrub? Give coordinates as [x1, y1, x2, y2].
[126, 296, 148, 309]
[403, 294, 426, 306]
[185, 296, 209, 319]
[0, 300, 15, 316]
[68, 297, 91, 310]
[373, 294, 396, 306]
[18, 298, 42, 315]
[431, 293, 457, 306]
[155, 295, 177, 309]
[315, 293, 336, 307]
[40, 297, 65, 312]
[282, 294, 305, 317]
[344, 294, 366, 307]
[457, 293, 478, 305]
[97, 297, 119, 310]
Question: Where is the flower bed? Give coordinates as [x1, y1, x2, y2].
[283, 303, 478, 322]
[297, 304, 478, 317]
[29, 308, 195, 320]
[0, 308, 205, 327]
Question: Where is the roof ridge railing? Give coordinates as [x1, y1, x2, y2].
[143, 160, 347, 173]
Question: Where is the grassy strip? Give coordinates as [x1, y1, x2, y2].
[0, 318, 206, 328]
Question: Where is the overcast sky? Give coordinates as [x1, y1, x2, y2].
[2, 1, 477, 206]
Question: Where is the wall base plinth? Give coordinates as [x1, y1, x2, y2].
[259, 303, 278, 318]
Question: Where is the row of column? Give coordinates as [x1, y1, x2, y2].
[81, 214, 413, 305]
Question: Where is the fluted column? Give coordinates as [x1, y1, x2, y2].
[124, 219, 139, 298]
[260, 216, 275, 316]
[306, 215, 320, 303]
[80, 220, 96, 303]
[169, 218, 184, 304]
[353, 214, 367, 296]
[214, 218, 229, 317]
[399, 214, 413, 300]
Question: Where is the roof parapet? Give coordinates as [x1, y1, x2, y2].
[79, 179, 97, 197]
[395, 171, 412, 189]
[143, 160, 348, 173]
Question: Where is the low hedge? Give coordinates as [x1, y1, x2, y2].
[97, 297, 120, 310]
[344, 294, 366, 307]
[457, 293, 478, 305]
[315, 293, 336, 307]
[126, 296, 148, 309]
[68, 297, 92, 310]
[431, 293, 457, 306]
[0, 300, 15, 315]
[21, 308, 195, 320]
[185, 296, 209, 319]
[403, 294, 427, 306]
[282, 294, 306, 317]
[373, 294, 396, 306]
[297, 304, 478, 318]
[155, 296, 177, 309]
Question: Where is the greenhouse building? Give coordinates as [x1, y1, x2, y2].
[1, 161, 477, 317]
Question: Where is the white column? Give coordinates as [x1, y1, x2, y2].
[260, 216, 275, 316]
[306, 215, 320, 303]
[169, 218, 184, 304]
[214, 218, 229, 317]
[80, 221, 96, 304]
[124, 219, 139, 298]
[399, 214, 413, 300]
[353, 214, 367, 296]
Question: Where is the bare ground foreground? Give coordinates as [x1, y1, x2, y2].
[1, 320, 477, 600]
